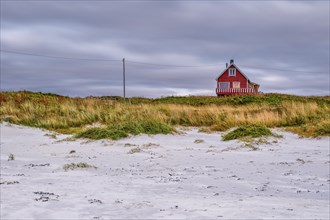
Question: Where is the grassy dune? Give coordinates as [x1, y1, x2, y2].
[0, 91, 329, 139]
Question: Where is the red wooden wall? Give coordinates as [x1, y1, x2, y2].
[217, 64, 248, 89]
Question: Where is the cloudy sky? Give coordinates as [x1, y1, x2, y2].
[1, 0, 329, 97]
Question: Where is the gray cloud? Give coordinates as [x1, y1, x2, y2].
[1, 1, 329, 97]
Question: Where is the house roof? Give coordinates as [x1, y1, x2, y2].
[215, 63, 250, 81]
[249, 81, 260, 86]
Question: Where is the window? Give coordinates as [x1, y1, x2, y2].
[233, 82, 240, 88]
[219, 82, 229, 89]
[229, 68, 236, 76]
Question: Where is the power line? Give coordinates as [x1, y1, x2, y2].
[0, 50, 121, 62]
[0, 50, 220, 68]
[1, 49, 328, 73]
[2, 0, 328, 1]
[240, 64, 328, 74]
[126, 60, 219, 68]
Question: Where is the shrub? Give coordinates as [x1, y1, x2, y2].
[223, 125, 273, 141]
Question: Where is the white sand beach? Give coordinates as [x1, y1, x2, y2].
[1, 123, 329, 219]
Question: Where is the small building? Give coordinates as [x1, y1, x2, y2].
[215, 59, 259, 96]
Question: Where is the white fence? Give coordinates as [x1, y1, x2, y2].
[216, 88, 255, 94]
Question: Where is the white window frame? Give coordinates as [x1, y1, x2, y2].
[233, 81, 240, 89]
[219, 82, 229, 89]
[229, 68, 236, 76]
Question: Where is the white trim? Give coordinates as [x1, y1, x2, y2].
[229, 68, 236, 76]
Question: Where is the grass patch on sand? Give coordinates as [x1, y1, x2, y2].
[127, 147, 141, 154]
[63, 162, 97, 171]
[1, 91, 329, 138]
[243, 143, 259, 151]
[223, 125, 274, 141]
[75, 127, 128, 140]
[75, 120, 173, 140]
[8, 153, 14, 161]
[194, 139, 204, 144]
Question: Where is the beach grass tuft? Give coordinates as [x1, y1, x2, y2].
[75, 120, 173, 140]
[223, 125, 273, 141]
[63, 162, 96, 171]
[127, 147, 141, 154]
[8, 153, 15, 161]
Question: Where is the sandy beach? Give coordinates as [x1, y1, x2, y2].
[1, 122, 329, 219]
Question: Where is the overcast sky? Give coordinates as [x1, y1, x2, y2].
[1, 0, 329, 97]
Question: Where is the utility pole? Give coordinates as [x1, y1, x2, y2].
[122, 58, 126, 99]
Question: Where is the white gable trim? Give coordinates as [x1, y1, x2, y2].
[215, 63, 250, 81]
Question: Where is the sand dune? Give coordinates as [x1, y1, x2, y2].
[1, 123, 329, 219]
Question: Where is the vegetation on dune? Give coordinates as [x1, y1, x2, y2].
[75, 127, 128, 140]
[316, 121, 330, 135]
[0, 91, 329, 139]
[223, 125, 273, 141]
[285, 119, 330, 137]
[75, 121, 173, 140]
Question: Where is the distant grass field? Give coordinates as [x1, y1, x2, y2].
[1, 91, 329, 139]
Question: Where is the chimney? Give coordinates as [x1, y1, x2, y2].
[226, 63, 228, 68]
[230, 59, 234, 64]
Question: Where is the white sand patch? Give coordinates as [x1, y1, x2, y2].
[1, 123, 329, 219]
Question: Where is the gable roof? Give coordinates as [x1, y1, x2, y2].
[249, 81, 259, 86]
[215, 63, 250, 81]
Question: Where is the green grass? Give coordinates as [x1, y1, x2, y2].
[75, 127, 128, 140]
[316, 122, 330, 135]
[151, 93, 330, 106]
[223, 125, 273, 141]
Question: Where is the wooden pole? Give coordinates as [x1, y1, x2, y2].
[123, 58, 125, 99]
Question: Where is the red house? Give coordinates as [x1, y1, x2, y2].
[215, 59, 259, 96]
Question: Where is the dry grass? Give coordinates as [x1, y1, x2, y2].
[0, 91, 329, 138]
